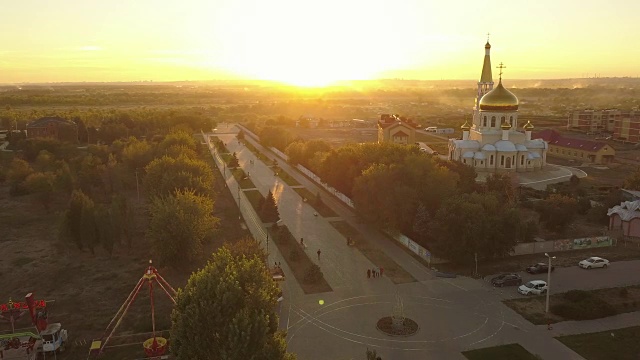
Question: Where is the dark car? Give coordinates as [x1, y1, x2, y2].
[526, 262, 555, 274]
[490, 273, 522, 287]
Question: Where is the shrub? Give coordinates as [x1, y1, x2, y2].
[303, 264, 323, 284]
[564, 290, 592, 302]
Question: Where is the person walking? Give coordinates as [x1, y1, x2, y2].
[372, 268, 377, 278]
[300, 238, 304, 247]
[367, 269, 371, 279]
[317, 249, 321, 260]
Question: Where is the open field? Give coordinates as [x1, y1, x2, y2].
[504, 286, 640, 325]
[462, 343, 540, 360]
[0, 152, 249, 359]
[556, 326, 640, 360]
[329, 220, 415, 284]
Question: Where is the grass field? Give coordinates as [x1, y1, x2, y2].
[462, 343, 540, 360]
[329, 220, 415, 284]
[504, 285, 640, 325]
[292, 187, 338, 217]
[556, 326, 640, 360]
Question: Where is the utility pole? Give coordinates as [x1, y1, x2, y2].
[545, 252, 555, 313]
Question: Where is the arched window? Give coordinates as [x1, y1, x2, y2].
[490, 155, 494, 166]
[501, 116, 507, 127]
[500, 156, 504, 166]
[483, 116, 487, 127]
[491, 116, 496, 127]
[510, 116, 515, 128]
[520, 155, 524, 166]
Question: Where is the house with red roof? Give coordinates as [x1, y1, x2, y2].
[377, 114, 420, 145]
[533, 129, 615, 164]
[26, 117, 78, 142]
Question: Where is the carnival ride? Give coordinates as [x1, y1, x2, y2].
[90, 260, 176, 358]
[0, 293, 67, 359]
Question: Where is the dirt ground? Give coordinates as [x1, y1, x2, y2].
[0, 163, 248, 359]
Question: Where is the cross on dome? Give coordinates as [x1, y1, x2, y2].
[496, 62, 506, 81]
[486, 32, 490, 42]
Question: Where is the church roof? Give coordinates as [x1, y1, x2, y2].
[516, 144, 528, 151]
[479, 81, 519, 111]
[393, 131, 409, 137]
[27, 116, 76, 128]
[480, 43, 493, 83]
[495, 140, 517, 152]
[534, 129, 607, 152]
[482, 144, 496, 151]
[525, 139, 547, 149]
[463, 151, 475, 158]
[452, 139, 481, 149]
[608, 200, 640, 222]
[474, 152, 486, 160]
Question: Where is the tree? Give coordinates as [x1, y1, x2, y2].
[147, 190, 218, 267]
[225, 237, 267, 264]
[23, 172, 56, 210]
[59, 190, 98, 251]
[144, 155, 215, 199]
[430, 193, 519, 264]
[95, 204, 116, 255]
[412, 202, 430, 243]
[122, 139, 154, 170]
[569, 174, 580, 187]
[485, 173, 516, 203]
[623, 167, 640, 190]
[538, 194, 578, 233]
[7, 158, 33, 195]
[261, 190, 280, 223]
[171, 247, 294, 360]
[159, 130, 197, 153]
[228, 152, 240, 168]
[366, 348, 382, 360]
[237, 129, 245, 140]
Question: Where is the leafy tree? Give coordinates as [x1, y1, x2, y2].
[623, 167, 640, 190]
[144, 155, 214, 199]
[74, 117, 89, 143]
[111, 194, 135, 248]
[95, 204, 116, 255]
[225, 237, 267, 264]
[23, 172, 56, 210]
[261, 190, 280, 223]
[147, 190, 218, 267]
[569, 174, 580, 187]
[171, 247, 294, 360]
[122, 139, 154, 170]
[412, 202, 430, 243]
[164, 144, 198, 160]
[59, 190, 97, 251]
[485, 173, 516, 203]
[159, 130, 197, 154]
[55, 161, 76, 193]
[538, 194, 578, 233]
[430, 193, 519, 264]
[366, 348, 382, 360]
[228, 152, 240, 168]
[237, 129, 245, 140]
[34, 150, 57, 172]
[7, 158, 33, 194]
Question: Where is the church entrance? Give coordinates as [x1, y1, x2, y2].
[505, 157, 511, 168]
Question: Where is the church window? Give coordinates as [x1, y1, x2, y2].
[501, 116, 506, 124]
[483, 116, 487, 127]
[500, 156, 504, 166]
[510, 116, 515, 127]
[520, 155, 524, 166]
[490, 155, 494, 166]
[491, 116, 496, 127]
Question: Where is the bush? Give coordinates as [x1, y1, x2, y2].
[551, 296, 615, 320]
[564, 290, 592, 302]
[303, 264, 323, 284]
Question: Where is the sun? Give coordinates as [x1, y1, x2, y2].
[201, 0, 427, 87]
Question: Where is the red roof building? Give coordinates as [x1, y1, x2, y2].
[377, 114, 420, 145]
[534, 129, 615, 164]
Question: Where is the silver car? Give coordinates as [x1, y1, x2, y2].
[518, 280, 548, 295]
[578, 257, 609, 269]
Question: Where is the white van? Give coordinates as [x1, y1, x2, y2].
[425, 127, 437, 132]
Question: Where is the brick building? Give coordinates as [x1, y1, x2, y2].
[567, 109, 640, 143]
[26, 117, 78, 142]
[535, 129, 615, 164]
[377, 114, 420, 145]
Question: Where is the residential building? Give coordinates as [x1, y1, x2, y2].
[26, 117, 78, 142]
[567, 109, 640, 143]
[534, 129, 615, 164]
[377, 114, 420, 145]
[448, 40, 548, 172]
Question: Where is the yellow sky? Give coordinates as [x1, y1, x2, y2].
[3, 0, 640, 85]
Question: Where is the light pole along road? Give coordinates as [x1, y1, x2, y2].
[545, 252, 556, 313]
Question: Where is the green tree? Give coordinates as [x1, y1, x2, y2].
[430, 193, 519, 264]
[225, 237, 267, 264]
[55, 160, 76, 193]
[59, 190, 96, 251]
[144, 155, 214, 199]
[228, 152, 240, 168]
[95, 204, 116, 255]
[7, 158, 34, 195]
[159, 130, 197, 154]
[122, 139, 154, 170]
[23, 172, 57, 210]
[485, 173, 516, 203]
[147, 190, 218, 267]
[261, 190, 280, 223]
[623, 167, 640, 190]
[538, 194, 578, 233]
[171, 247, 294, 360]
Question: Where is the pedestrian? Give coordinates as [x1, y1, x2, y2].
[380, 267, 384, 277]
[367, 269, 371, 279]
[373, 268, 377, 278]
[347, 237, 351, 246]
[300, 237, 304, 247]
[317, 249, 321, 260]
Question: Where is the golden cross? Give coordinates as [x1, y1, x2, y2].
[496, 62, 506, 81]
[486, 32, 490, 42]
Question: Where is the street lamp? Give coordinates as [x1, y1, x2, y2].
[545, 252, 556, 313]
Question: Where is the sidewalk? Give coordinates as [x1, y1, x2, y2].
[541, 310, 640, 336]
[237, 126, 435, 284]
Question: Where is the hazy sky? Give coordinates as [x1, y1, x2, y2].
[3, 0, 640, 85]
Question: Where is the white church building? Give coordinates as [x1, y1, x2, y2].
[448, 41, 548, 172]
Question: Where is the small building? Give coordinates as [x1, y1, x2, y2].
[26, 117, 78, 142]
[608, 200, 640, 239]
[377, 114, 420, 145]
[534, 129, 615, 164]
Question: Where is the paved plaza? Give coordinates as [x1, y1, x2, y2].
[205, 124, 639, 360]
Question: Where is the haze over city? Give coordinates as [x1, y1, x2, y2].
[3, 0, 640, 85]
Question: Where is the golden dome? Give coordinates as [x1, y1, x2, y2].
[523, 120, 534, 130]
[461, 121, 471, 131]
[485, 41, 491, 49]
[501, 120, 511, 130]
[479, 81, 519, 111]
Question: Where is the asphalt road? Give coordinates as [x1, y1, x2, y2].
[485, 259, 640, 297]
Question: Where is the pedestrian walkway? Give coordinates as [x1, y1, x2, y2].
[541, 310, 640, 336]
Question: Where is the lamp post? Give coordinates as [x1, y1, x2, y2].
[545, 252, 556, 313]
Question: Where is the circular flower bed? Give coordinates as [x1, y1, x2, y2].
[376, 316, 419, 336]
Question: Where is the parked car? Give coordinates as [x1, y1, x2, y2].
[518, 280, 548, 296]
[579, 256, 610, 269]
[526, 262, 554, 274]
[425, 127, 437, 132]
[490, 273, 522, 287]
